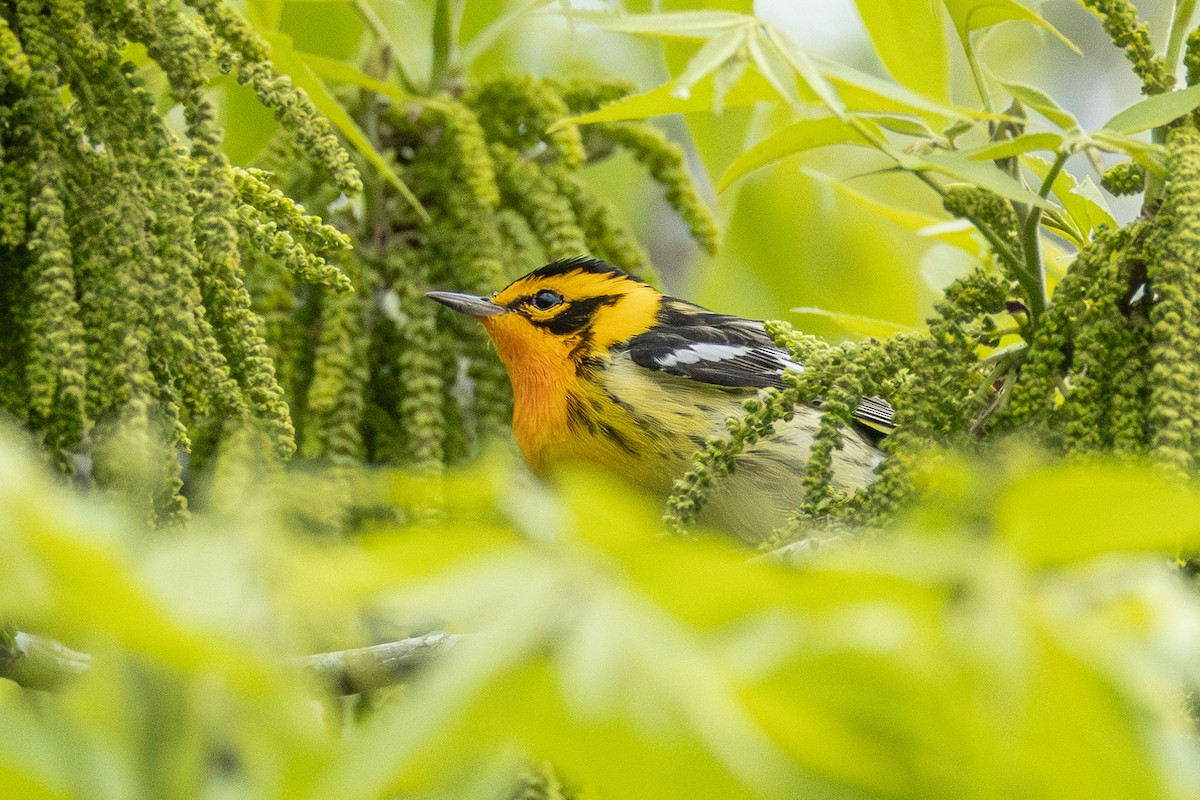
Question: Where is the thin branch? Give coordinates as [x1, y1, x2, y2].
[293, 632, 461, 694]
[0, 632, 92, 691]
[0, 631, 459, 695]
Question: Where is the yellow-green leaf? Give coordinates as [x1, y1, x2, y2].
[717, 116, 878, 191]
[1102, 83, 1200, 135]
[999, 79, 1080, 129]
[997, 463, 1200, 564]
[566, 70, 783, 126]
[265, 33, 428, 220]
[854, 0, 948, 100]
[944, 0, 1079, 53]
[965, 131, 1063, 161]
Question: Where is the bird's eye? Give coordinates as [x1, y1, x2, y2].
[531, 289, 563, 311]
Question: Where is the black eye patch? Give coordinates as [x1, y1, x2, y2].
[531, 289, 563, 310]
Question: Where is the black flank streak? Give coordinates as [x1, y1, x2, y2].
[566, 394, 599, 436]
[600, 421, 638, 456]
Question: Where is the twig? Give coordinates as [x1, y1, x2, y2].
[293, 632, 461, 694]
[0, 631, 458, 695]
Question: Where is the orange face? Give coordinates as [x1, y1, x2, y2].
[426, 259, 662, 468]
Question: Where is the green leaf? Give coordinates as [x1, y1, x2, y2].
[997, 463, 1200, 564]
[246, 0, 285, 32]
[673, 26, 748, 99]
[913, 150, 1054, 208]
[998, 79, 1079, 129]
[789, 307, 918, 337]
[745, 25, 799, 104]
[1166, 0, 1198, 69]
[943, 0, 1079, 53]
[1023, 154, 1115, 239]
[812, 53, 995, 123]
[762, 25, 845, 114]
[296, 51, 410, 100]
[717, 116, 879, 191]
[853, 0, 948, 99]
[1090, 131, 1167, 176]
[566, 69, 782, 126]
[800, 168, 983, 255]
[868, 115, 940, 139]
[563, 9, 749, 39]
[265, 33, 428, 220]
[1102, 83, 1200, 134]
[965, 132, 1063, 161]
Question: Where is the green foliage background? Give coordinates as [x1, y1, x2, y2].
[4, 0, 1200, 799]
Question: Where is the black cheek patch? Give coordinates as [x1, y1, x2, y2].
[536, 294, 620, 335]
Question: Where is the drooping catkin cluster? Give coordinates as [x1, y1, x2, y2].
[666, 0, 1200, 541]
[0, 0, 355, 520]
[669, 127, 1200, 540]
[252, 75, 719, 477]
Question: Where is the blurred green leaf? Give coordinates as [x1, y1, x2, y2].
[1024, 154, 1116, 239]
[999, 78, 1080, 129]
[965, 131, 1063, 161]
[279, 1, 365, 60]
[717, 116, 879, 192]
[1102, 82, 1200, 134]
[914, 150, 1054, 208]
[944, 0, 1079, 52]
[297, 50, 410, 99]
[789, 307, 918, 337]
[566, 70, 782, 126]
[563, 9, 748, 39]
[265, 32, 428, 219]
[854, 0, 948, 99]
[997, 463, 1200, 563]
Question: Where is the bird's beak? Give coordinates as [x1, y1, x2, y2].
[425, 291, 507, 318]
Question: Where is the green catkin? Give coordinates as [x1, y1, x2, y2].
[1188, 30, 1200, 88]
[797, 352, 857, 519]
[15, 0, 88, 467]
[389, 243, 447, 474]
[666, 322, 846, 532]
[466, 75, 586, 169]
[0, 0, 366, 515]
[494, 208, 547, 275]
[1145, 126, 1200, 476]
[302, 280, 369, 467]
[491, 143, 588, 260]
[189, 99, 296, 459]
[437, 101, 502, 208]
[23, 154, 87, 465]
[1101, 162, 1146, 196]
[1078, 0, 1174, 96]
[593, 121, 719, 255]
[1060, 232, 1129, 455]
[664, 383, 804, 533]
[0, 16, 31, 93]
[941, 186, 1021, 277]
[185, 0, 362, 195]
[546, 165, 657, 283]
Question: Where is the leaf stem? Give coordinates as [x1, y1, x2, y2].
[429, 0, 464, 93]
[1014, 151, 1067, 321]
[354, 0, 416, 92]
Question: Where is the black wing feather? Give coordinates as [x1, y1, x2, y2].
[627, 299, 790, 389]
[626, 297, 896, 432]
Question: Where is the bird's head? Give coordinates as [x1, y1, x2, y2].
[427, 257, 662, 372]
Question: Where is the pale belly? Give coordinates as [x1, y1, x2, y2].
[526, 356, 884, 542]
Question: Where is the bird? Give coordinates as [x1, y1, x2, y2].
[427, 256, 891, 540]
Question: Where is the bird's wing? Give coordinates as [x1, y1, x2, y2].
[626, 298, 896, 432]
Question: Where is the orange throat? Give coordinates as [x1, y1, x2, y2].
[482, 317, 579, 471]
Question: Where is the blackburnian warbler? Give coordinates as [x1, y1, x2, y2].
[428, 257, 891, 539]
